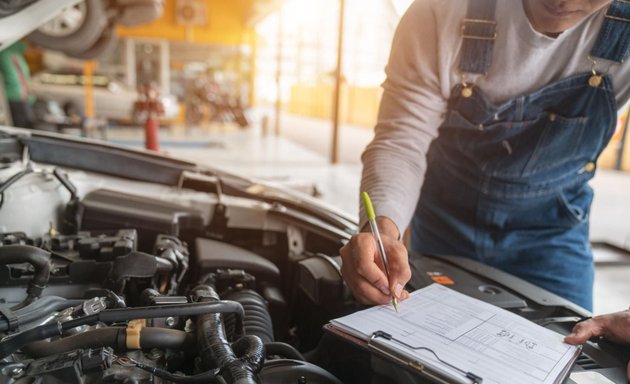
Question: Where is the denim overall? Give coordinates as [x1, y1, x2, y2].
[410, 0, 630, 311]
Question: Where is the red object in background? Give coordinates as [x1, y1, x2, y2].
[144, 115, 159, 151]
[133, 83, 164, 151]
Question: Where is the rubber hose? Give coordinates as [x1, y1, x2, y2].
[216, 335, 264, 384]
[0, 300, 244, 360]
[194, 285, 261, 384]
[140, 327, 196, 352]
[232, 335, 265, 372]
[223, 290, 274, 344]
[23, 327, 125, 357]
[22, 327, 196, 357]
[194, 285, 237, 370]
[0, 245, 51, 310]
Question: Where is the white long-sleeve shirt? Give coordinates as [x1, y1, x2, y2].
[360, 0, 630, 232]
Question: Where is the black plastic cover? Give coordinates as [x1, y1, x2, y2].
[23, 134, 195, 186]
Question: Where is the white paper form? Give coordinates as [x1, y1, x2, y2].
[330, 284, 581, 384]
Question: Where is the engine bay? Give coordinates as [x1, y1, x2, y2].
[0, 152, 357, 383]
[1, 130, 629, 384]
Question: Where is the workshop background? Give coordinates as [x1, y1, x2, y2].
[1, 0, 628, 315]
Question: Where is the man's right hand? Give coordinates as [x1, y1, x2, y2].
[339, 216, 411, 305]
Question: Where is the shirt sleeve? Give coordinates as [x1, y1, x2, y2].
[359, 0, 450, 233]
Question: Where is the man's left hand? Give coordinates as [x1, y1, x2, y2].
[564, 310, 630, 380]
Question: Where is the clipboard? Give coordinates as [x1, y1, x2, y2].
[324, 323, 483, 384]
[324, 284, 584, 384]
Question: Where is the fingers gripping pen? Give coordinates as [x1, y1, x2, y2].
[362, 192, 399, 312]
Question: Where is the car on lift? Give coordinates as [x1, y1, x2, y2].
[27, 0, 164, 59]
[0, 0, 163, 60]
[28, 71, 180, 124]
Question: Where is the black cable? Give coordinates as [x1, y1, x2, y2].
[9, 295, 36, 311]
[0, 245, 52, 311]
[133, 360, 223, 383]
[13, 296, 83, 327]
[193, 285, 261, 384]
[52, 168, 77, 200]
[0, 166, 32, 194]
[0, 300, 244, 360]
[22, 327, 197, 357]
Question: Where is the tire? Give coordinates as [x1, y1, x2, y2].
[70, 25, 118, 60]
[27, 0, 108, 55]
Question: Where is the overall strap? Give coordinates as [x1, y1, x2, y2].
[459, 0, 498, 75]
[591, 0, 630, 63]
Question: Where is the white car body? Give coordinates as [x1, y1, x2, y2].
[28, 72, 180, 123]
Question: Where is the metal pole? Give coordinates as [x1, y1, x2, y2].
[274, 9, 283, 137]
[159, 40, 170, 96]
[249, 33, 257, 109]
[125, 39, 136, 89]
[83, 60, 96, 119]
[331, 0, 346, 164]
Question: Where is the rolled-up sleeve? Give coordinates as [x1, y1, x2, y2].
[359, 0, 449, 232]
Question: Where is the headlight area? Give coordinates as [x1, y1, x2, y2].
[0, 166, 353, 384]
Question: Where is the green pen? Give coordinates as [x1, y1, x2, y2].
[361, 192, 399, 312]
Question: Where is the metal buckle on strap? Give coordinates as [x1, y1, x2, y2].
[606, 0, 630, 22]
[461, 18, 497, 40]
[605, 14, 630, 22]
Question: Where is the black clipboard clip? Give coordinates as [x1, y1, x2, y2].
[369, 331, 483, 384]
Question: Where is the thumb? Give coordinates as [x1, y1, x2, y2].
[564, 328, 591, 344]
[564, 318, 604, 344]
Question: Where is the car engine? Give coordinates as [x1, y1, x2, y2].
[3, 131, 629, 384]
[0, 139, 359, 384]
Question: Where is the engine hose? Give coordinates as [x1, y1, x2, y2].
[193, 285, 237, 370]
[264, 342, 305, 361]
[230, 335, 265, 373]
[0, 300, 243, 360]
[23, 327, 125, 357]
[0, 296, 83, 332]
[219, 336, 264, 384]
[0, 245, 51, 310]
[193, 285, 261, 384]
[22, 327, 197, 357]
[223, 290, 274, 344]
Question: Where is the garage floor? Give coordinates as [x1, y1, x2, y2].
[105, 111, 630, 315]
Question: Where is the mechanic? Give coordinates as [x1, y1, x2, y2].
[340, 0, 630, 311]
[565, 309, 630, 380]
[0, 40, 36, 128]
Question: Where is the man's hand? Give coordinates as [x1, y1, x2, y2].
[339, 216, 411, 305]
[564, 310, 630, 380]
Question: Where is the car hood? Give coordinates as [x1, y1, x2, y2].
[0, 126, 357, 239]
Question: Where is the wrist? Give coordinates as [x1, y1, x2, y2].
[361, 216, 401, 240]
